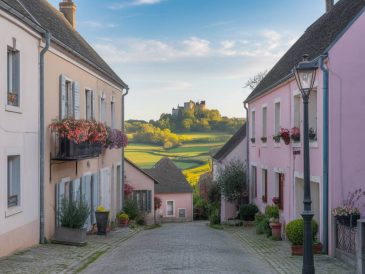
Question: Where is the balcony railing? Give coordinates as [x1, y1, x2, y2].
[51, 133, 102, 161]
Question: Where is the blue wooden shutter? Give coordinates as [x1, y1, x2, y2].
[73, 81, 80, 119]
[147, 190, 152, 213]
[59, 75, 66, 119]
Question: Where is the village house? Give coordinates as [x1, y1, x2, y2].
[0, 0, 128, 251]
[245, 0, 365, 262]
[145, 158, 194, 222]
[124, 158, 158, 225]
[213, 124, 247, 223]
[0, 0, 44, 257]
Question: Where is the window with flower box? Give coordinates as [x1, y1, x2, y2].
[85, 89, 94, 120]
[261, 106, 267, 143]
[262, 169, 268, 203]
[274, 102, 281, 136]
[7, 155, 21, 208]
[293, 94, 301, 129]
[133, 190, 152, 213]
[7, 47, 20, 107]
[251, 110, 256, 143]
[308, 90, 317, 141]
[252, 166, 257, 198]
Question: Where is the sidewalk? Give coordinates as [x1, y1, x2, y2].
[226, 226, 355, 274]
[0, 227, 141, 274]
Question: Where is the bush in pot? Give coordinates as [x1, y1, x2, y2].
[118, 213, 129, 227]
[95, 205, 109, 235]
[254, 213, 271, 236]
[286, 218, 321, 255]
[239, 204, 259, 222]
[53, 198, 89, 246]
[123, 199, 139, 221]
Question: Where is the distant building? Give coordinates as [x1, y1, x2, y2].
[172, 100, 206, 116]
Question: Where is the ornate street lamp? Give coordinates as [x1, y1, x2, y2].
[293, 54, 318, 274]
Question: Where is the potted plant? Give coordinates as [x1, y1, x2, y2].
[239, 204, 259, 226]
[269, 218, 282, 240]
[309, 128, 317, 141]
[95, 205, 109, 235]
[123, 198, 139, 223]
[290, 127, 300, 142]
[105, 127, 128, 149]
[250, 137, 255, 144]
[261, 136, 267, 143]
[286, 219, 321, 255]
[273, 133, 281, 143]
[279, 128, 290, 145]
[118, 213, 129, 227]
[53, 198, 89, 246]
[272, 197, 280, 206]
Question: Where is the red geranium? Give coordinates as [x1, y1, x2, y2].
[279, 128, 290, 145]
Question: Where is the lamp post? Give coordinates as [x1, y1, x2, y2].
[293, 54, 318, 274]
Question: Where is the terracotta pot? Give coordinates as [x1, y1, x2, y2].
[270, 223, 282, 240]
[119, 218, 129, 227]
[291, 243, 323, 256]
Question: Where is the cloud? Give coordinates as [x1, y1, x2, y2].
[93, 29, 297, 64]
[109, 0, 163, 10]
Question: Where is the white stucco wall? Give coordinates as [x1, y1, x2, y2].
[0, 10, 41, 257]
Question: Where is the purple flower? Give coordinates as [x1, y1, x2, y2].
[105, 128, 128, 149]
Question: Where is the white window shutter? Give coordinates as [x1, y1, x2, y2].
[59, 75, 66, 119]
[91, 90, 95, 120]
[73, 81, 80, 119]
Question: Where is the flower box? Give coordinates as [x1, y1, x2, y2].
[261, 137, 267, 143]
[273, 135, 281, 143]
[291, 243, 322, 256]
[250, 138, 256, 144]
[57, 138, 102, 160]
[290, 127, 300, 142]
[309, 128, 317, 141]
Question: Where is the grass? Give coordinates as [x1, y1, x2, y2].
[125, 132, 231, 186]
[208, 224, 225, 230]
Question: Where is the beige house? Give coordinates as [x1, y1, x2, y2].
[2, 0, 129, 242]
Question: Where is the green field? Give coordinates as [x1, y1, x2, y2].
[125, 132, 231, 185]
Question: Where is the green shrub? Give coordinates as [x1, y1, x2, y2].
[286, 219, 319, 245]
[136, 214, 145, 226]
[123, 199, 139, 220]
[209, 205, 220, 225]
[60, 198, 90, 229]
[254, 212, 271, 236]
[239, 204, 259, 221]
[265, 205, 279, 219]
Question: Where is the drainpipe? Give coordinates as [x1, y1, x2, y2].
[121, 87, 129, 209]
[319, 54, 329, 254]
[40, 32, 51, 244]
[244, 102, 250, 203]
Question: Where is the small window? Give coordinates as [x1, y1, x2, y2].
[251, 111, 256, 139]
[294, 94, 301, 128]
[166, 201, 174, 217]
[179, 208, 186, 218]
[262, 106, 267, 142]
[262, 169, 268, 203]
[274, 102, 281, 135]
[7, 155, 20, 208]
[252, 166, 257, 198]
[100, 96, 106, 123]
[278, 173, 284, 210]
[7, 48, 20, 107]
[111, 101, 115, 128]
[65, 80, 74, 118]
[85, 90, 93, 120]
[133, 190, 152, 213]
[308, 90, 317, 141]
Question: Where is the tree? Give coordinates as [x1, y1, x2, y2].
[244, 70, 267, 91]
[216, 160, 247, 207]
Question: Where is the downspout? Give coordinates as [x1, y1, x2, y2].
[40, 32, 51, 244]
[319, 54, 329, 254]
[244, 102, 250, 203]
[121, 87, 129, 209]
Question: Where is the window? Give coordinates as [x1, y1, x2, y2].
[111, 101, 115, 128]
[86, 90, 93, 120]
[278, 173, 284, 210]
[65, 80, 74, 118]
[100, 96, 106, 122]
[178, 208, 186, 218]
[7, 156, 20, 208]
[252, 166, 257, 198]
[308, 90, 317, 141]
[251, 110, 256, 140]
[262, 106, 267, 142]
[133, 190, 152, 213]
[262, 169, 268, 203]
[274, 102, 281, 134]
[7, 47, 20, 107]
[294, 94, 301, 128]
[166, 200, 174, 216]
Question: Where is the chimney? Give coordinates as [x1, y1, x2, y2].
[326, 0, 334, 12]
[59, 0, 76, 29]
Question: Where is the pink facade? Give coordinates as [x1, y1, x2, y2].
[247, 8, 365, 257]
[156, 193, 193, 222]
[327, 10, 365, 255]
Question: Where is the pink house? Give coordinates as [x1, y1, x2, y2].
[213, 124, 247, 223]
[245, 0, 365, 258]
[145, 158, 193, 222]
[124, 158, 158, 225]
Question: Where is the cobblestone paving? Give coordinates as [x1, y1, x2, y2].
[82, 222, 274, 274]
[228, 226, 355, 274]
[0, 227, 139, 274]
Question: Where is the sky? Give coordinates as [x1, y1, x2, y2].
[49, 0, 326, 120]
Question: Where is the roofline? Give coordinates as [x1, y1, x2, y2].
[213, 124, 246, 161]
[244, 5, 365, 104]
[125, 158, 159, 184]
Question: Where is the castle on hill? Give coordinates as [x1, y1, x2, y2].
[172, 100, 206, 117]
